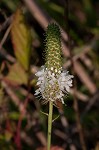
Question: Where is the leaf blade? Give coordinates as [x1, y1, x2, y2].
[11, 8, 32, 71]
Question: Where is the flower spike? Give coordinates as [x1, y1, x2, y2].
[35, 23, 73, 104]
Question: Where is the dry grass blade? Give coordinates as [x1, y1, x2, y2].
[74, 61, 97, 94]
[0, 15, 13, 32]
[0, 25, 12, 51]
[1, 81, 24, 113]
[82, 91, 99, 116]
[71, 89, 89, 102]
[0, 47, 16, 63]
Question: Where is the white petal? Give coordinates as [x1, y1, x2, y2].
[35, 71, 43, 76]
[37, 81, 42, 85]
[61, 99, 64, 104]
[35, 67, 45, 76]
[65, 86, 70, 92]
[67, 80, 72, 85]
[34, 89, 40, 95]
[38, 76, 44, 81]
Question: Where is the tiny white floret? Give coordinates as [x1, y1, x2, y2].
[58, 70, 61, 74]
[51, 67, 53, 71]
[52, 73, 55, 76]
[55, 69, 57, 73]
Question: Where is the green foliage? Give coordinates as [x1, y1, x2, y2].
[11, 8, 32, 71]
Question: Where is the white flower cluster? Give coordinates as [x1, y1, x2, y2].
[35, 66, 73, 104]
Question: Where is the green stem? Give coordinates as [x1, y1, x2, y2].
[47, 101, 53, 150]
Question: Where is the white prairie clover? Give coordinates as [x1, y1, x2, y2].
[35, 23, 73, 150]
[35, 23, 73, 105]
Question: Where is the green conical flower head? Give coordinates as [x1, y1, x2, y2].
[45, 23, 62, 74]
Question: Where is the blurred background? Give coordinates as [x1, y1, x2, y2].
[0, 0, 99, 150]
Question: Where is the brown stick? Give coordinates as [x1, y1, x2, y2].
[0, 15, 13, 32]
[74, 61, 96, 94]
[0, 25, 12, 51]
[2, 81, 24, 113]
[73, 88, 87, 150]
